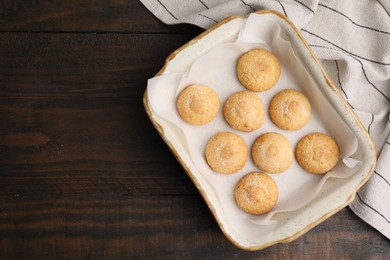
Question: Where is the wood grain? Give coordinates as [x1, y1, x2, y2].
[0, 197, 389, 259]
[0, 1, 389, 258]
[0, 0, 203, 33]
[0, 33, 195, 96]
[0, 33, 198, 198]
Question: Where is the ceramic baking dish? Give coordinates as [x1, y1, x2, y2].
[143, 10, 376, 250]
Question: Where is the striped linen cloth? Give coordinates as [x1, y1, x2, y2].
[140, 0, 390, 239]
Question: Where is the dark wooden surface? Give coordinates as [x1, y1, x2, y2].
[0, 1, 389, 259]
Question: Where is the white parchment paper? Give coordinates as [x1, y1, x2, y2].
[147, 14, 361, 243]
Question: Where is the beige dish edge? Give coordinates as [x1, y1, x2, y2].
[143, 10, 377, 251]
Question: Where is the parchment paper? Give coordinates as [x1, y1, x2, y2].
[147, 14, 361, 243]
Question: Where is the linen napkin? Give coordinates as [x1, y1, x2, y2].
[140, 0, 390, 239]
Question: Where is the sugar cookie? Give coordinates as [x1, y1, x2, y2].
[177, 84, 219, 125]
[269, 89, 311, 130]
[251, 132, 293, 173]
[223, 91, 265, 132]
[234, 172, 278, 215]
[236, 48, 281, 92]
[205, 132, 247, 174]
[295, 133, 340, 174]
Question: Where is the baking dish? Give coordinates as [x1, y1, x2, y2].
[143, 10, 376, 250]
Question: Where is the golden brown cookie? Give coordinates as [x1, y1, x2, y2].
[205, 132, 247, 174]
[269, 89, 311, 130]
[251, 132, 293, 173]
[234, 172, 278, 215]
[236, 48, 281, 92]
[223, 91, 265, 132]
[295, 133, 340, 174]
[177, 84, 219, 125]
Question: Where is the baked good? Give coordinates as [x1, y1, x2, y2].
[269, 89, 311, 130]
[234, 172, 278, 215]
[205, 132, 247, 174]
[177, 84, 219, 125]
[295, 132, 340, 174]
[223, 91, 265, 132]
[251, 132, 293, 173]
[236, 48, 281, 92]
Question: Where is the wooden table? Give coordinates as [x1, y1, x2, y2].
[0, 1, 389, 258]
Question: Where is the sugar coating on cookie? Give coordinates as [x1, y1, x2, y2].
[251, 132, 293, 173]
[223, 91, 265, 132]
[295, 132, 339, 174]
[269, 89, 311, 130]
[236, 48, 281, 92]
[177, 84, 219, 125]
[234, 172, 278, 215]
[205, 132, 248, 174]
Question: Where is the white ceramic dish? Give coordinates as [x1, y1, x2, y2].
[143, 11, 376, 250]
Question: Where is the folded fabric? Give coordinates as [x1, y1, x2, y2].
[140, 0, 390, 239]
